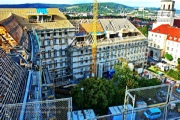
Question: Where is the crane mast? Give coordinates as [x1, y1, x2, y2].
[92, 0, 98, 77]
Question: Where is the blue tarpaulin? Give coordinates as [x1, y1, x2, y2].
[107, 69, 115, 79]
[76, 32, 86, 36]
[36, 8, 48, 14]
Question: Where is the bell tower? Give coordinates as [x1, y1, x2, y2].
[153, 0, 175, 28]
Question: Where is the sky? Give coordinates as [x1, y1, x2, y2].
[0, 0, 179, 9]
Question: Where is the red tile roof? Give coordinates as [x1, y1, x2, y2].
[151, 24, 180, 42]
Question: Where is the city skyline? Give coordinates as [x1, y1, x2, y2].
[0, 0, 179, 9]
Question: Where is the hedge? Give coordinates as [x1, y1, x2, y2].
[167, 69, 180, 80]
[165, 53, 173, 61]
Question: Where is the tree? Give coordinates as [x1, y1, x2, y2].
[176, 64, 180, 72]
[165, 53, 173, 61]
[178, 58, 180, 64]
[71, 77, 115, 115]
[138, 26, 149, 37]
[112, 60, 139, 105]
[72, 60, 162, 114]
[137, 78, 161, 87]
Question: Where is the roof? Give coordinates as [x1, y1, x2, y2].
[109, 106, 122, 114]
[0, 8, 73, 30]
[0, 15, 23, 43]
[148, 107, 161, 113]
[83, 109, 96, 119]
[71, 110, 84, 120]
[80, 23, 104, 33]
[151, 24, 180, 42]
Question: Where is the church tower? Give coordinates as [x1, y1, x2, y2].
[153, 0, 175, 29]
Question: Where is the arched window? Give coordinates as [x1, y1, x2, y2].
[168, 5, 170, 10]
[163, 4, 165, 10]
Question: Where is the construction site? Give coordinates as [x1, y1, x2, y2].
[0, 0, 180, 119]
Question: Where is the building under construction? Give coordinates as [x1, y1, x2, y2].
[0, 8, 148, 87]
[69, 19, 148, 80]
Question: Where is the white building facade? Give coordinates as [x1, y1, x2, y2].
[148, 30, 167, 60]
[165, 38, 180, 64]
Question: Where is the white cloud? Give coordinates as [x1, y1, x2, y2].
[0, 0, 179, 9]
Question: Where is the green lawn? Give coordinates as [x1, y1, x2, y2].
[148, 66, 179, 80]
[148, 66, 159, 74]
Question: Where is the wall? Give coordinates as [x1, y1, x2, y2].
[165, 40, 180, 64]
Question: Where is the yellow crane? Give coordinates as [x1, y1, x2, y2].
[91, 0, 98, 77]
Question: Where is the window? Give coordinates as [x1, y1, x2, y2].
[43, 62, 46, 67]
[42, 40, 45, 46]
[59, 49, 62, 56]
[65, 39, 68, 44]
[65, 32, 68, 35]
[54, 32, 56, 36]
[41, 33, 44, 37]
[48, 50, 51, 57]
[81, 50, 83, 54]
[59, 32, 62, 36]
[85, 57, 88, 63]
[80, 68, 83, 75]
[99, 54, 101, 61]
[54, 50, 57, 57]
[168, 5, 170, 10]
[80, 58, 83, 64]
[158, 45, 160, 48]
[62, 51, 65, 56]
[53, 39, 56, 45]
[47, 33, 50, 37]
[42, 51, 45, 58]
[59, 39, 62, 44]
[60, 59, 63, 66]
[171, 48, 173, 51]
[47, 40, 50, 45]
[49, 61, 52, 68]
[54, 60, 57, 67]
[154, 44, 156, 48]
[65, 58, 67, 65]
[167, 47, 169, 50]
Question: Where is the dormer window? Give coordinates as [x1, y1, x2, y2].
[169, 36, 172, 40]
[174, 37, 177, 41]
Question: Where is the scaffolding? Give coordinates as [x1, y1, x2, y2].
[0, 48, 28, 120]
[4, 98, 72, 120]
[124, 84, 173, 120]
